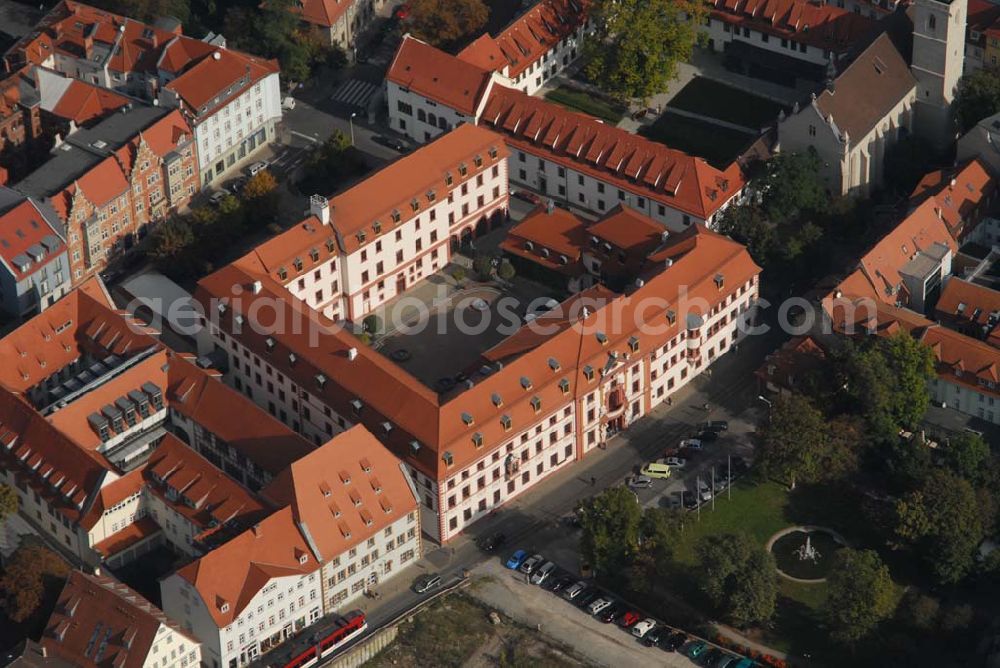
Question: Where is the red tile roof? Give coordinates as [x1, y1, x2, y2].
[707, 0, 876, 52]
[500, 204, 588, 273]
[480, 85, 745, 220]
[164, 48, 279, 117]
[457, 0, 589, 78]
[833, 198, 956, 305]
[144, 433, 270, 540]
[289, 0, 354, 28]
[754, 335, 827, 392]
[42, 571, 196, 668]
[166, 355, 315, 477]
[262, 425, 418, 563]
[909, 159, 996, 241]
[0, 198, 65, 280]
[49, 80, 130, 125]
[387, 35, 496, 116]
[174, 506, 318, 627]
[91, 515, 161, 557]
[256, 124, 508, 261]
[935, 277, 1000, 335]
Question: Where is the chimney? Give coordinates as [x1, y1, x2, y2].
[347, 347, 358, 361]
[310, 194, 330, 225]
[252, 523, 262, 537]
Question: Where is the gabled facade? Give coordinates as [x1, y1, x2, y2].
[0, 194, 70, 317]
[289, 0, 383, 53]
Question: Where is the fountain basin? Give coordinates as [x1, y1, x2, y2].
[766, 526, 847, 583]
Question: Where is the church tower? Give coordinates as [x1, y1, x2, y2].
[911, 0, 967, 151]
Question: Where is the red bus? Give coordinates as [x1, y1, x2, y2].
[278, 611, 367, 668]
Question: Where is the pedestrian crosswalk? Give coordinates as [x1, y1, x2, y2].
[331, 79, 379, 109]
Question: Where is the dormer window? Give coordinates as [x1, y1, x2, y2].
[326, 238, 335, 252]
[351, 399, 363, 415]
[445, 172, 453, 186]
[461, 412, 474, 426]
[500, 415, 512, 431]
[373, 221, 382, 234]
[472, 431, 484, 447]
[530, 396, 542, 413]
[628, 336, 639, 353]
[525, 241, 534, 251]
[474, 155, 483, 168]
[458, 163, 468, 177]
[382, 421, 393, 434]
[265, 337, 275, 351]
[391, 210, 401, 223]
[309, 248, 319, 262]
[583, 365, 595, 381]
[548, 357, 560, 371]
[357, 231, 366, 243]
[410, 440, 421, 455]
[714, 273, 725, 289]
[520, 376, 532, 390]
[491, 392, 503, 407]
[666, 309, 676, 324]
[298, 553, 308, 564]
[596, 332, 608, 345]
[277, 267, 287, 280]
[289, 352, 297, 365]
[443, 451, 454, 467]
[293, 258, 303, 271]
[488, 147, 498, 159]
[559, 378, 570, 394]
[411, 198, 420, 212]
[315, 373, 327, 388]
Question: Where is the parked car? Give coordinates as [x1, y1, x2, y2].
[664, 632, 687, 652]
[506, 549, 528, 569]
[563, 581, 587, 601]
[531, 561, 557, 585]
[679, 438, 702, 449]
[699, 489, 714, 503]
[627, 474, 653, 489]
[599, 603, 624, 623]
[588, 597, 612, 615]
[683, 494, 700, 509]
[546, 575, 572, 593]
[619, 611, 641, 628]
[519, 553, 544, 575]
[412, 573, 441, 594]
[640, 462, 672, 479]
[685, 641, 708, 659]
[513, 189, 543, 205]
[575, 589, 600, 608]
[681, 442, 703, 453]
[281, 96, 296, 110]
[372, 134, 408, 152]
[714, 654, 741, 668]
[631, 619, 657, 638]
[664, 456, 686, 468]
[245, 161, 268, 177]
[644, 625, 668, 647]
[696, 429, 720, 442]
[699, 420, 729, 431]
[226, 177, 246, 195]
[702, 648, 724, 667]
[209, 190, 228, 206]
[477, 532, 506, 552]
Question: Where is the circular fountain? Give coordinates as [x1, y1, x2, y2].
[766, 526, 847, 583]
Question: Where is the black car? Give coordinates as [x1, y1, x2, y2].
[644, 626, 668, 647]
[664, 632, 687, 651]
[546, 575, 572, 593]
[476, 531, 506, 552]
[699, 420, 729, 432]
[372, 134, 408, 152]
[683, 494, 699, 509]
[696, 430, 720, 442]
[702, 648, 724, 666]
[599, 603, 625, 623]
[575, 589, 600, 608]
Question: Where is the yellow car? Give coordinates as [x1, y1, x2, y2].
[639, 462, 672, 479]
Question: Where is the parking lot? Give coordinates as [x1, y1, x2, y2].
[469, 558, 747, 668]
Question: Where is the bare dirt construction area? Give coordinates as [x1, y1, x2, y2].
[364, 590, 591, 668]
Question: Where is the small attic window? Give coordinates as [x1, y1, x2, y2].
[373, 220, 382, 234]
[298, 553, 308, 564]
[357, 230, 366, 242]
[445, 172, 453, 186]
[391, 210, 401, 223]
[410, 440, 421, 455]
[473, 154, 483, 168]
[489, 146, 498, 159]
[382, 421, 393, 434]
[666, 309, 676, 324]
[525, 241, 534, 251]
[309, 248, 319, 262]
[443, 451, 454, 466]
[461, 412, 474, 426]
[427, 189, 436, 202]
[596, 332, 608, 345]
[472, 431, 484, 447]
[458, 163, 468, 176]
[351, 399, 363, 415]
[491, 392, 503, 407]
[265, 337, 275, 351]
[316, 373, 327, 388]
[583, 365, 595, 381]
[288, 352, 297, 365]
[277, 267, 287, 280]
[293, 257, 303, 271]
[548, 357, 560, 371]
[410, 198, 420, 212]
[217, 303, 226, 313]
[714, 273, 725, 289]
[219, 602, 230, 613]
[520, 376, 532, 390]
[530, 396, 542, 413]
[326, 238, 336, 252]
[559, 378, 570, 394]
[500, 415, 512, 431]
[628, 336, 639, 353]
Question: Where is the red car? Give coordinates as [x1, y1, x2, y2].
[619, 611, 641, 628]
[513, 189, 542, 206]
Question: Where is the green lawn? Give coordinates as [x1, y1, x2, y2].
[667, 78, 787, 130]
[544, 86, 626, 124]
[639, 112, 754, 168]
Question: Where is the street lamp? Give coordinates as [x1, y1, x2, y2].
[349, 112, 357, 146]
